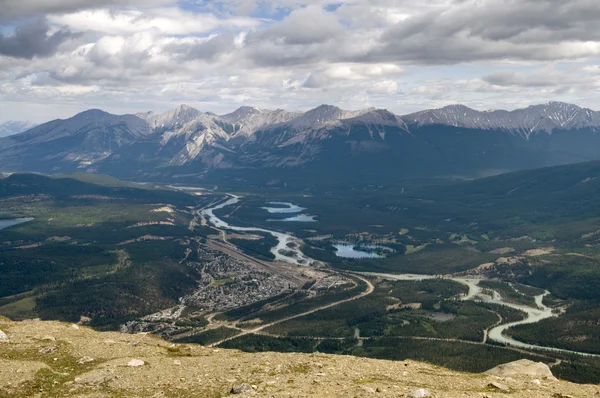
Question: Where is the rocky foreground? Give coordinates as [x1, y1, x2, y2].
[0, 317, 598, 398]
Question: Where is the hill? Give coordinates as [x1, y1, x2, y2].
[0, 317, 597, 398]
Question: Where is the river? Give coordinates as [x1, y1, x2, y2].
[201, 195, 317, 266]
[201, 195, 597, 357]
[363, 272, 599, 357]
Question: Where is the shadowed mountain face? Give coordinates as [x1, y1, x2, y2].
[1, 102, 600, 184]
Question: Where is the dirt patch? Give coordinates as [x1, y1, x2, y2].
[523, 248, 555, 257]
[489, 248, 515, 255]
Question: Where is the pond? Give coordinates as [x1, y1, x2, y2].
[334, 244, 386, 259]
[261, 202, 306, 214]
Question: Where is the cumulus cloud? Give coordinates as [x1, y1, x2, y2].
[4, 0, 600, 122]
[370, 0, 600, 64]
[0, 19, 78, 59]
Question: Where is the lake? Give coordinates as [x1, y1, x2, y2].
[334, 244, 385, 259]
[268, 215, 317, 222]
[261, 202, 306, 214]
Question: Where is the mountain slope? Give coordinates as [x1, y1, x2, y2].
[2, 102, 600, 184]
[1, 318, 597, 398]
[0, 110, 150, 172]
[136, 104, 202, 132]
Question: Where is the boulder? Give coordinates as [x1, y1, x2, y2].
[231, 383, 253, 394]
[485, 359, 554, 378]
[127, 359, 145, 367]
[408, 389, 432, 397]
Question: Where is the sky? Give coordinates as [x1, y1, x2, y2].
[1, 0, 600, 123]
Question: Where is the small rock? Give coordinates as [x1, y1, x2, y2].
[39, 345, 58, 354]
[41, 335, 56, 341]
[531, 379, 542, 385]
[128, 359, 145, 367]
[77, 357, 94, 365]
[361, 386, 376, 393]
[230, 383, 252, 394]
[0, 330, 9, 343]
[376, 387, 382, 393]
[71, 324, 80, 329]
[488, 382, 510, 392]
[408, 389, 432, 398]
[173, 360, 182, 366]
[552, 394, 575, 398]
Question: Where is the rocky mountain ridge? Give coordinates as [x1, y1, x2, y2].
[2, 101, 600, 182]
[1, 317, 597, 397]
[403, 102, 600, 138]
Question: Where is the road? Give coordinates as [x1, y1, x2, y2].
[208, 274, 375, 347]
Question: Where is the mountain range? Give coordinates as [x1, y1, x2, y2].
[1, 102, 600, 185]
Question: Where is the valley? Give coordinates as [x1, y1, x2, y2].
[1, 164, 600, 385]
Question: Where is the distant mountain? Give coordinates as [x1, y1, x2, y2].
[0, 121, 37, 137]
[2, 102, 600, 185]
[403, 102, 600, 138]
[0, 110, 149, 172]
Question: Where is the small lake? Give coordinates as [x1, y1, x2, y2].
[268, 215, 317, 223]
[334, 244, 396, 259]
[334, 244, 385, 259]
[261, 202, 306, 214]
[0, 218, 33, 231]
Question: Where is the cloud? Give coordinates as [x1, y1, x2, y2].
[5, 0, 600, 122]
[304, 63, 404, 88]
[369, 0, 600, 64]
[0, 0, 173, 20]
[48, 7, 259, 36]
[259, 5, 344, 45]
[0, 19, 78, 59]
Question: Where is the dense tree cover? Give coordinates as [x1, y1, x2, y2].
[36, 241, 199, 329]
[507, 303, 600, 354]
[0, 174, 206, 329]
[265, 280, 499, 342]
